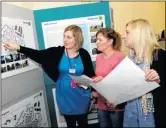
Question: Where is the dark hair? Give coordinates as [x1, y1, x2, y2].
[96, 28, 122, 51]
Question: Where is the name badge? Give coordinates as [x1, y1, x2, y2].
[69, 69, 75, 74]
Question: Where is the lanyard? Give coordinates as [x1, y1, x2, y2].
[66, 49, 77, 69]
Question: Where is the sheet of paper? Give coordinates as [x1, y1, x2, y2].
[93, 57, 160, 105]
[69, 75, 94, 88]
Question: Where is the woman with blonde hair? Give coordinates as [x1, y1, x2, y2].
[92, 28, 126, 128]
[123, 19, 166, 127]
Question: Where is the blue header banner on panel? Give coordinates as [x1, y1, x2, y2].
[34, 2, 111, 85]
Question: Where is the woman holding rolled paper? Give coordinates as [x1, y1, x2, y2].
[92, 28, 126, 128]
[122, 19, 165, 127]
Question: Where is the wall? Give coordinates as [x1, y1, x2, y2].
[4, 2, 93, 10]
[111, 2, 165, 53]
[4, 2, 34, 9]
[111, 2, 165, 35]
[33, 2, 94, 10]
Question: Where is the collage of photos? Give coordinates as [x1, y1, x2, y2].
[1, 53, 29, 73]
[89, 21, 104, 56]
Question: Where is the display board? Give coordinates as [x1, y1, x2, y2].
[42, 15, 106, 61]
[1, 3, 51, 127]
[2, 91, 49, 127]
[34, 2, 111, 84]
[1, 17, 37, 79]
[33, 2, 111, 127]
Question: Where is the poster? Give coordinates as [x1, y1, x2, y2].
[2, 90, 49, 127]
[52, 88, 98, 127]
[1, 17, 37, 79]
[42, 15, 106, 61]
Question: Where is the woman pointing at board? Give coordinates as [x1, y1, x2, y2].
[4, 25, 95, 128]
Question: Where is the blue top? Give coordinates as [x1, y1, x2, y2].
[123, 63, 155, 127]
[55, 52, 91, 115]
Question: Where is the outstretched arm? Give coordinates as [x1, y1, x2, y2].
[3, 42, 56, 64]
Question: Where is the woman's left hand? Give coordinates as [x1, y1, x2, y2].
[145, 69, 160, 83]
[105, 100, 116, 108]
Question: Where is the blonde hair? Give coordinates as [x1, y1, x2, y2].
[96, 28, 122, 51]
[126, 19, 161, 63]
[64, 25, 83, 51]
